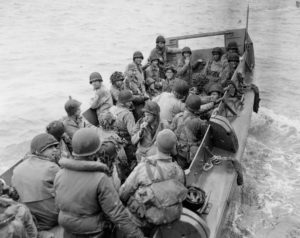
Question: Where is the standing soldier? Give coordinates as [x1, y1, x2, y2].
[12, 133, 60, 231]
[90, 71, 113, 123]
[171, 94, 208, 169]
[152, 79, 189, 125]
[119, 129, 186, 237]
[131, 101, 168, 162]
[63, 96, 84, 139]
[176, 47, 203, 88]
[124, 63, 148, 121]
[110, 90, 137, 178]
[148, 35, 181, 68]
[54, 128, 145, 238]
[110, 71, 125, 105]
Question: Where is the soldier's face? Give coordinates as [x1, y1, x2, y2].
[115, 81, 123, 88]
[210, 92, 219, 101]
[134, 58, 143, 65]
[144, 112, 155, 123]
[165, 70, 174, 79]
[128, 69, 137, 77]
[92, 80, 102, 90]
[151, 60, 159, 66]
[213, 53, 220, 61]
[157, 42, 165, 49]
[229, 61, 239, 69]
[41, 145, 59, 160]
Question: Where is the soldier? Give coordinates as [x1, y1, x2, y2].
[163, 64, 178, 92]
[148, 35, 181, 68]
[152, 79, 189, 125]
[124, 63, 148, 121]
[145, 77, 160, 99]
[171, 94, 208, 169]
[46, 120, 72, 160]
[221, 41, 240, 64]
[110, 71, 125, 105]
[110, 90, 137, 179]
[131, 101, 168, 162]
[203, 47, 229, 89]
[12, 133, 60, 231]
[54, 128, 144, 238]
[90, 71, 113, 123]
[119, 129, 186, 237]
[62, 96, 84, 139]
[221, 52, 243, 88]
[132, 51, 146, 83]
[176, 47, 203, 87]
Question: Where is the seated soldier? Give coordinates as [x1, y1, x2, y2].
[63, 96, 84, 139]
[221, 52, 243, 89]
[54, 128, 144, 238]
[110, 90, 137, 180]
[221, 41, 240, 64]
[200, 83, 224, 119]
[124, 63, 148, 121]
[163, 64, 178, 92]
[89, 72, 113, 123]
[110, 71, 125, 105]
[119, 129, 186, 237]
[47, 120, 72, 160]
[152, 79, 189, 125]
[131, 101, 168, 162]
[12, 133, 60, 231]
[171, 94, 208, 169]
[176, 47, 203, 88]
[202, 47, 229, 89]
[145, 77, 160, 99]
[0, 190, 37, 238]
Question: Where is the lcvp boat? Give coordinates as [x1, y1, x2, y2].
[0, 22, 257, 238]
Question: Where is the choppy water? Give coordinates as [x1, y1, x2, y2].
[0, 0, 299, 237]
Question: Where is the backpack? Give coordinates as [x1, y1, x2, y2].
[128, 161, 187, 225]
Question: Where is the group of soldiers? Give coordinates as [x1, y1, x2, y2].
[1, 36, 243, 238]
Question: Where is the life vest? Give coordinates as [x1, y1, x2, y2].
[127, 160, 187, 225]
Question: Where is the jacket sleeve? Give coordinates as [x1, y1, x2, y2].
[119, 164, 143, 202]
[131, 120, 142, 145]
[124, 113, 136, 137]
[176, 60, 189, 76]
[97, 175, 144, 238]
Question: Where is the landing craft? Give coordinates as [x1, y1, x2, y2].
[1, 13, 258, 238]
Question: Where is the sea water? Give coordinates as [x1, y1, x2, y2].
[0, 0, 299, 237]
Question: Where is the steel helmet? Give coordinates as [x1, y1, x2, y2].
[118, 90, 134, 104]
[64, 96, 81, 116]
[208, 83, 224, 95]
[212, 47, 223, 55]
[228, 53, 240, 62]
[156, 35, 166, 44]
[110, 71, 124, 84]
[185, 94, 202, 114]
[98, 112, 115, 129]
[156, 129, 177, 154]
[72, 128, 101, 157]
[165, 64, 177, 74]
[182, 46, 192, 55]
[227, 41, 238, 50]
[133, 51, 144, 60]
[142, 100, 160, 117]
[46, 120, 65, 140]
[149, 53, 160, 63]
[183, 186, 206, 211]
[31, 133, 59, 154]
[127, 63, 138, 71]
[89, 72, 103, 84]
[173, 79, 189, 97]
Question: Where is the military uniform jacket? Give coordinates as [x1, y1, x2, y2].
[12, 154, 59, 203]
[124, 75, 146, 96]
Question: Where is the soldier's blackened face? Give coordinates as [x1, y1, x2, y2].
[165, 70, 174, 79]
[213, 53, 221, 61]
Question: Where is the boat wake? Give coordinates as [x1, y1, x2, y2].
[223, 107, 300, 238]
